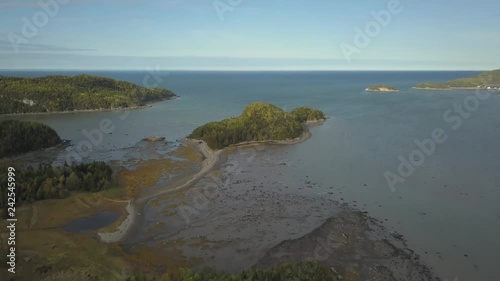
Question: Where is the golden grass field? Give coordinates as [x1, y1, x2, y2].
[0, 145, 203, 280]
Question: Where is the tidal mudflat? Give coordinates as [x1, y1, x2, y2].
[122, 144, 440, 279]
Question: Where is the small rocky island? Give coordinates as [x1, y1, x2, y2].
[365, 85, 399, 92]
[415, 69, 500, 90]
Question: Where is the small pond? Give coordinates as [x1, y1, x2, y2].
[62, 211, 120, 234]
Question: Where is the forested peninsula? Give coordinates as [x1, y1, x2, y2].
[0, 119, 62, 158]
[0, 119, 114, 215]
[0, 74, 177, 114]
[415, 69, 500, 90]
[188, 102, 326, 149]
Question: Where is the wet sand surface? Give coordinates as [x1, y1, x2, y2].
[123, 144, 440, 279]
[117, 126, 317, 244]
[5, 130, 441, 279]
[257, 210, 439, 280]
[124, 145, 338, 272]
[1, 138, 182, 169]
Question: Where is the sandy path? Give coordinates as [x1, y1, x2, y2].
[98, 202, 135, 243]
[98, 139, 221, 243]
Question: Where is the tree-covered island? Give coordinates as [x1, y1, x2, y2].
[415, 69, 500, 90]
[188, 102, 326, 149]
[0, 119, 63, 158]
[0, 74, 177, 114]
[365, 85, 399, 92]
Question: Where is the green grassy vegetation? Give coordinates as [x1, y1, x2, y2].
[118, 157, 198, 197]
[416, 69, 500, 89]
[0, 167, 129, 281]
[0, 226, 156, 281]
[366, 85, 398, 91]
[290, 106, 326, 122]
[0, 161, 112, 214]
[0, 119, 62, 158]
[0, 74, 177, 114]
[414, 82, 450, 89]
[188, 102, 326, 149]
[0, 146, 213, 281]
[126, 261, 339, 281]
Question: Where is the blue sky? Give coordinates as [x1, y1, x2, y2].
[0, 0, 499, 70]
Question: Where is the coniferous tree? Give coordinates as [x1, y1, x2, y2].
[0, 161, 113, 208]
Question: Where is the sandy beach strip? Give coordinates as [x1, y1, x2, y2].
[98, 201, 136, 243]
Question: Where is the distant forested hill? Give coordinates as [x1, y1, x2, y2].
[0, 74, 177, 114]
[0, 120, 62, 158]
[415, 69, 500, 89]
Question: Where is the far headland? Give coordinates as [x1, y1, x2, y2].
[0, 74, 177, 115]
[414, 69, 500, 90]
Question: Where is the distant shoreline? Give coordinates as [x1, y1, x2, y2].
[413, 87, 494, 91]
[0, 97, 178, 117]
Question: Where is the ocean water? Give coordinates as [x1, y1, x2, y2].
[2, 70, 500, 280]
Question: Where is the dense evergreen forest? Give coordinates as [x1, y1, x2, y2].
[0, 119, 62, 158]
[189, 102, 325, 149]
[290, 106, 327, 123]
[0, 74, 177, 114]
[0, 161, 112, 211]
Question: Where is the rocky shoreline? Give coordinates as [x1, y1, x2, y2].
[413, 86, 498, 91]
[91, 115, 442, 280]
[97, 120, 324, 243]
[0, 97, 178, 116]
[256, 210, 440, 281]
[117, 138, 440, 280]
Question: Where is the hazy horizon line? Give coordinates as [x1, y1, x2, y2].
[0, 69, 489, 72]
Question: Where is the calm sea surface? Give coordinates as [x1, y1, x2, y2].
[2, 70, 499, 280]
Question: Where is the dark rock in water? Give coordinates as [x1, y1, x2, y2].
[143, 136, 166, 142]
